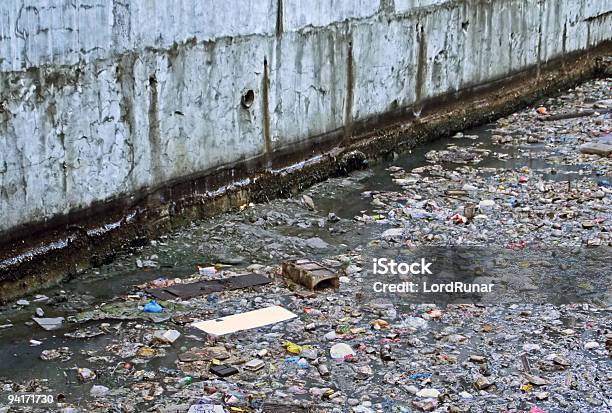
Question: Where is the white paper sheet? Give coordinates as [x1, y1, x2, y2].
[191, 305, 297, 336]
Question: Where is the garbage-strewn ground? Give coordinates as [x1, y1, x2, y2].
[0, 79, 610, 413]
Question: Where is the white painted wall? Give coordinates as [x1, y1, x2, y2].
[0, 0, 611, 233]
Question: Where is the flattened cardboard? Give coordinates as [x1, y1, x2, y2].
[146, 273, 271, 300]
[191, 306, 297, 336]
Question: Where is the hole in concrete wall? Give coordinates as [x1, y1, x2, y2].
[461, 21, 469, 32]
[241, 89, 255, 109]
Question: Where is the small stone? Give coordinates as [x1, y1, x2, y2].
[301, 348, 318, 360]
[35, 308, 45, 317]
[584, 341, 599, 350]
[302, 194, 316, 210]
[324, 331, 337, 340]
[411, 399, 438, 412]
[327, 212, 340, 222]
[524, 374, 550, 386]
[305, 237, 329, 249]
[581, 220, 595, 229]
[16, 299, 30, 306]
[317, 364, 330, 376]
[474, 375, 493, 390]
[552, 356, 571, 367]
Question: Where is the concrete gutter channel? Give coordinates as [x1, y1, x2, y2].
[0, 43, 611, 303]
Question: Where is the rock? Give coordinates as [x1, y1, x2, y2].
[327, 212, 340, 222]
[302, 194, 316, 210]
[524, 374, 550, 386]
[411, 399, 438, 412]
[301, 348, 318, 360]
[16, 299, 30, 306]
[474, 375, 493, 390]
[317, 364, 330, 377]
[35, 308, 45, 317]
[584, 341, 599, 350]
[330, 343, 356, 359]
[324, 331, 337, 340]
[305, 237, 329, 249]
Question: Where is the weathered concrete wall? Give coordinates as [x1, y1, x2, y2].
[0, 0, 611, 236]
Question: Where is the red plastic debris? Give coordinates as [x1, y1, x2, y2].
[507, 240, 526, 250]
[449, 214, 468, 224]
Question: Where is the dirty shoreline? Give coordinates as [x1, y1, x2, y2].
[1, 45, 611, 302]
[0, 76, 610, 412]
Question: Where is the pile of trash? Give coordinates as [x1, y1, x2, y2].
[0, 80, 610, 413]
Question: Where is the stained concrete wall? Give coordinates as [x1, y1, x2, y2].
[0, 0, 611, 235]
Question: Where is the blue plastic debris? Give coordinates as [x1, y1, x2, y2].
[597, 179, 611, 188]
[143, 300, 163, 313]
[409, 372, 432, 380]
